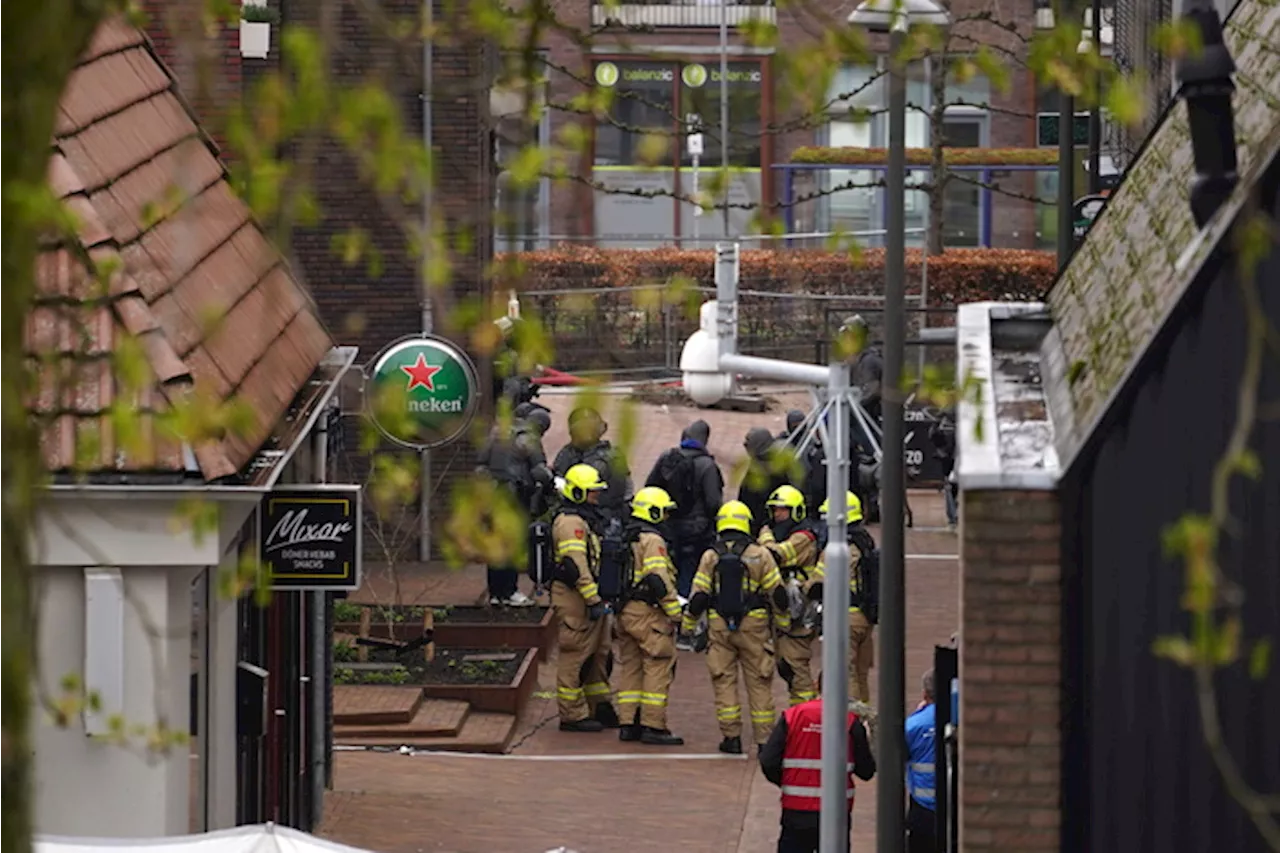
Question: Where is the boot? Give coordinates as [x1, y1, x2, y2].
[619, 725, 642, 742]
[640, 727, 684, 746]
[559, 717, 604, 733]
[718, 735, 743, 755]
[594, 703, 621, 728]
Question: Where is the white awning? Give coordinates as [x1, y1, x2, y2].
[36, 824, 380, 853]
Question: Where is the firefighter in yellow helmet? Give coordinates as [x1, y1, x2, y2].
[550, 464, 618, 732]
[759, 485, 820, 706]
[683, 501, 787, 754]
[812, 491, 880, 704]
[614, 487, 685, 746]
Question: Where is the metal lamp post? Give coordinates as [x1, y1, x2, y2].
[1055, 0, 1076, 267]
[846, 1, 950, 851]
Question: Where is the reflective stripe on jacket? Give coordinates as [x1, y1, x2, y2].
[779, 699, 857, 813]
[905, 702, 937, 809]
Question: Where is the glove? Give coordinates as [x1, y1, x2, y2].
[638, 573, 666, 605]
[807, 582, 824, 602]
[771, 586, 790, 611]
[587, 601, 607, 621]
[686, 591, 710, 618]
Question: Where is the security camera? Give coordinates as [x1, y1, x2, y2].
[680, 300, 734, 406]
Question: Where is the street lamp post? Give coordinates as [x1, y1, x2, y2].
[847, 1, 950, 851]
[1056, 0, 1076, 267]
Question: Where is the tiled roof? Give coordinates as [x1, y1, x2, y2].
[27, 17, 334, 482]
[1046, 0, 1280, 446]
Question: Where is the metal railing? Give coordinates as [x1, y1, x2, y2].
[500, 227, 929, 251]
[591, 0, 775, 27]
[517, 250, 947, 376]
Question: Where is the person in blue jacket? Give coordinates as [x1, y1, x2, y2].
[905, 669, 937, 852]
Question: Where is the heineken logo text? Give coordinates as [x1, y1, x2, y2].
[408, 398, 464, 413]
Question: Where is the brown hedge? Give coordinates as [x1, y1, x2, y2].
[507, 246, 1057, 306]
[791, 146, 1060, 167]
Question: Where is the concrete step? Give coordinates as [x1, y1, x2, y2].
[335, 711, 517, 754]
[333, 686, 423, 726]
[333, 698, 470, 738]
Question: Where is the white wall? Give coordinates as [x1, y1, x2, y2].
[34, 564, 200, 837]
[30, 493, 259, 836]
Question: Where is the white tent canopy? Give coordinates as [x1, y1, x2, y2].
[36, 824, 380, 853]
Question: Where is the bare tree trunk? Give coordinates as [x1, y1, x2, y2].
[3, 7, 111, 849]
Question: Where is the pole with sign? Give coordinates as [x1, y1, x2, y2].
[688, 122, 704, 243]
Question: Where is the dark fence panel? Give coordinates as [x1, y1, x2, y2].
[1061, 233, 1280, 852]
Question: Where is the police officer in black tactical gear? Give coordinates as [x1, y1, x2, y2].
[552, 407, 633, 523]
[738, 427, 793, 539]
[777, 409, 826, 514]
[644, 419, 724, 600]
[477, 404, 554, 606]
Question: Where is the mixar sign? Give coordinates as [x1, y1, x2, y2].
[366, 334, 480, 450]
[261, 485, 363, 590]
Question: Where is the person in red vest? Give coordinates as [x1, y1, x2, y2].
[758, 674, 877, 852]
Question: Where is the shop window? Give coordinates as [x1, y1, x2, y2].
[680, 62, 764, 168]
[593, 62, 678, 167]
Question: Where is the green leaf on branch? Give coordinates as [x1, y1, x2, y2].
[1153, 634, 1197, 666]
[1249, 639, 1271, 680]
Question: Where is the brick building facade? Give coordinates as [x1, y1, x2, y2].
[958, 487, 1063, 850]
[144, 0, 495, 558]
[528, 0, 1046, 250]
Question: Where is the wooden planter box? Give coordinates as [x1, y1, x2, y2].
[419, 647, 539, 715]
[336, 606, 557, 662]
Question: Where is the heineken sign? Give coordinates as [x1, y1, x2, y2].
[367, 335, 480, 450]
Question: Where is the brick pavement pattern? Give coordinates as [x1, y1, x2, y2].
[322, 398, 961, 852]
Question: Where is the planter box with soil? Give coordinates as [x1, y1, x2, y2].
[334, 646, 538, 716]
[335, 603, 556, 662]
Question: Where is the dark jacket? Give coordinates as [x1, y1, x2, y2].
[645, 423, 724, 546]
[477, 421, 552, 509]
[553, 440, 632, 518]
[737, 428, 795, 537]
[854, 345, 884, 417]
[760, 706, 877, 830]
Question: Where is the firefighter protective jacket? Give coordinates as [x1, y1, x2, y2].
[552, 511, 602, 607]
[682, 541, 783, 633]
[812, 536, 868, 611]
[631, 529, 683, 622]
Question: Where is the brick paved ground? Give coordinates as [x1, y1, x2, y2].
[322, 394, 960, 853]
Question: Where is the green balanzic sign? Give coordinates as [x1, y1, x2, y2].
[367, 335, 480, 450]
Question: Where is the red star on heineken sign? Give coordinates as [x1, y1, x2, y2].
[401, 354, 442, 391]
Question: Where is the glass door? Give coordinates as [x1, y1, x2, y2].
[939, 116, 986, 247]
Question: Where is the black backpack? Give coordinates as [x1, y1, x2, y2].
[596, 517, 634, 604]
[712, 539, 748, 631]
[850, 526, 881, 624]
[652, 449, 698, 518]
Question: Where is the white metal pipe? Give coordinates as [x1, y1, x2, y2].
[718, 353, 831, 388]
[820, 364, 853, 852]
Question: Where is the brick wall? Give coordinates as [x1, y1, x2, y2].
[539, 0, 1041, 247]
[141, 0, 241, 155]
[959, 487, 1063, 851]
[239, 0, 494, 559]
